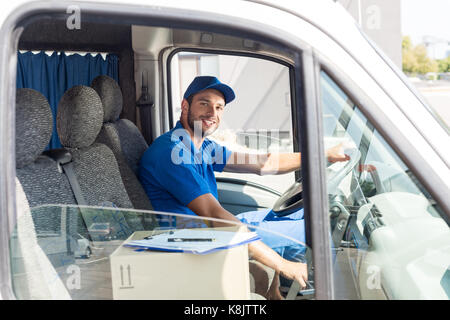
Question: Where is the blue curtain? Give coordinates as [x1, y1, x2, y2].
[16, 51, 119, 149]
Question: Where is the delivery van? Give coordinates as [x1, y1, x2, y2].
[0, 0, 449, 300]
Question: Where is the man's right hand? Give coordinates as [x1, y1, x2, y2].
[279, 259, 308, 289]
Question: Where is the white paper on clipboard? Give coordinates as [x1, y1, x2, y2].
[124, 229, 260, 254]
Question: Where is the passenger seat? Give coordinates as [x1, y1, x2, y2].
[15, 89, 77, 208]
[14, 88, 74, 299]
[90, 75, 154, 213]
[56, 85, 143, 231]
[15, 88, 79, 261]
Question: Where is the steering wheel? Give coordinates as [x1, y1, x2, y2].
[272, 148, 361, 217]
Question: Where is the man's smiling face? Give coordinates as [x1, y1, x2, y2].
[185, 88, 225, 137]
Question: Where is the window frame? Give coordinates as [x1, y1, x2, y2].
[1, 1, 337, 300]
[298, 50, 335, 298]
[165, 47, 296, 132]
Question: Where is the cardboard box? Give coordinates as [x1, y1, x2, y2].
[110, 227, 251, 300]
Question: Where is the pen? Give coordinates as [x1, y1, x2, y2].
[143, 230, 174, 240]
[168, 238, 215, 242]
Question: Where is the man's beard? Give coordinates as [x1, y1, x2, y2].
[187, 108, 218, 138]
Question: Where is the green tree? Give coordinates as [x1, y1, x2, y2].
[402, 49, 418, 74]
[402, 35, 412, 50]
[437, 57, 450, 73]
[402, 36, 438, 75]
[402, 36, 418, 74]
[414, 44, 438, 74]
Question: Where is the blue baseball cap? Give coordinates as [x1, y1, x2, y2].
[183, 76, 235, 105]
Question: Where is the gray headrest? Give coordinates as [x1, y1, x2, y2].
[15, 88, 53, 169]
[57, 85, 104, 149]
[91, 75, 123, 123]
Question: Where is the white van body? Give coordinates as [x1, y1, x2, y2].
[0, 0, 448, 300]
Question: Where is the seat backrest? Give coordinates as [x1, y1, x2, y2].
[14, 88, 73, 299]
[56, 85, 133, 208]
[15, 88, 79, 254]
[56, 85, 145, 231]
[91, 75, 153, 212]
[15, 89, 77, 208]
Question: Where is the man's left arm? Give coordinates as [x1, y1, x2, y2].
[224, 143, 350, 175]
[223, 152, 300, 175]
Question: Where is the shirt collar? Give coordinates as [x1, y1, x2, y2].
[173, 120, 202, 155]
[174, 120, 184, 130]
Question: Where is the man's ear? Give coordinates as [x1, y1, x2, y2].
[181, 99, 189, 113]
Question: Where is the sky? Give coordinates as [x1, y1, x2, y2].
[401, 0, 450, 45]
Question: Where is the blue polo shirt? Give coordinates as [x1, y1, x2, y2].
[139, 121, 232, 219]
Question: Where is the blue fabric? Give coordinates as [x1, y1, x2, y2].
[236, 209, 307, 262]
[16, 51, 119, 149]
[238, 208, 310, 288]
[139, 121, 232, 225]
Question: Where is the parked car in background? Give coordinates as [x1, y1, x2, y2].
[73, 233, 92, 259]
[438, 73, 450, 81]
[88, 223, 112, 241]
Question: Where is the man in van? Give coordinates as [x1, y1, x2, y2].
[139, 76, 349, 296]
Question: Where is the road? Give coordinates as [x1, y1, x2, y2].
[413, 80, 450, 129]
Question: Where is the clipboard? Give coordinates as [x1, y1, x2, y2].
[123, 229, 260, 255]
